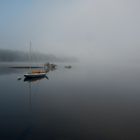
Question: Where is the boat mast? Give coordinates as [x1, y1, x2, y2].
[29, 40, 32, 73]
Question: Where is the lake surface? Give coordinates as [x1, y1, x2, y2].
[0, 62, 140, 140]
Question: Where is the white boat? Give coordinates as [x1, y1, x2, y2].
[24, 72, 46, 78]
[24, 41, 46, 78]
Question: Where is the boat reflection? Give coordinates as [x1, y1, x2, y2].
[24, 76, 49, 111]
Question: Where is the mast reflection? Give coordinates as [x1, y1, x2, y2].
[24, 75, 49, 112]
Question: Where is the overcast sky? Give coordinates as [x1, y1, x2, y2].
[0, 0, 140, 62]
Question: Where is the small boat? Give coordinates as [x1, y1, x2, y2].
[24, 72, 48, 81]
[24, 41, 46, 78]
[65, 65, 72, 69]
[24, 72, 46, 78]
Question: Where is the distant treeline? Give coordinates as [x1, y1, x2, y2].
[0, 49, 77, 62]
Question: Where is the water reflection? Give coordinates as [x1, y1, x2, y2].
[19, 78, 33, 139]
[0, 66, 23, 75]
[2, 63, 140, 140]
[20, 73, 50, 139]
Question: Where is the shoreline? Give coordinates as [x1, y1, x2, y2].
[9, 66, 43, 69]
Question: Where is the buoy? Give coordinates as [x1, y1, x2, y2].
[17, 77, 22, 80]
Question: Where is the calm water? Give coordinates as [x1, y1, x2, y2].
[0, 62, 140, 140]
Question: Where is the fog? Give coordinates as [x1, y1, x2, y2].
[1, 1, 140, 140]
[0, 0, 140, 63]
[0, 49, 77, 62]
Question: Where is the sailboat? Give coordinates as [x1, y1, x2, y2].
[24, 41, 46, 78]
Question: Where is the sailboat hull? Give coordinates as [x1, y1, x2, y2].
[24, 73, 46, 78]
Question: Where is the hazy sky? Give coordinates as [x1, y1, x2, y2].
[0, 0, 140, 62]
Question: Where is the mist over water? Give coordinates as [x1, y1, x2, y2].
[0, 49, 77, 63]
[0, 60, 140, 140]
[1, 0, 140, 139]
